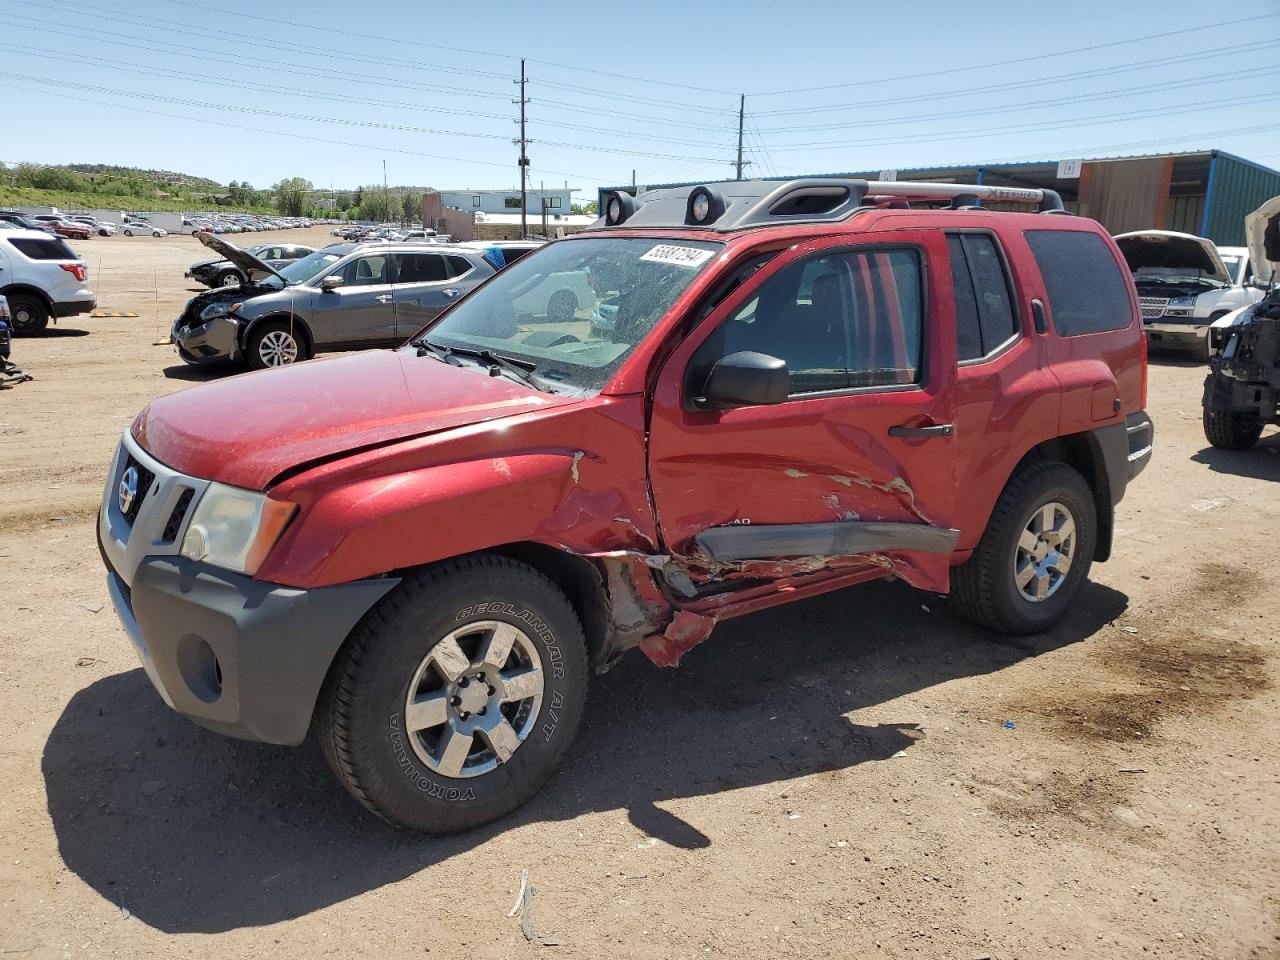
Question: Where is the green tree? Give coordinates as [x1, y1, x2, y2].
[273, 176, 313, 217]
[401, 192, 418, 224]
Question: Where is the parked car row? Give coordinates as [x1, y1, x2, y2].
[184, 215, 326, 236]
[330, 224, 445, 243]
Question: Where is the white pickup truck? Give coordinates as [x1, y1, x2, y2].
[1114, 230, 1263, 361]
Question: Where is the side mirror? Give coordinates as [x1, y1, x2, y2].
[319, 274, 344, 291]
[698, 351, 789, 409]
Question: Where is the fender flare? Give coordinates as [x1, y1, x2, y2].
[0, 283, 56, 315]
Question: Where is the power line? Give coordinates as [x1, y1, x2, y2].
[762, 93, 1266, 153]
[751, 37, 1280, 117]
[0, 78, 618, 183]
[753, 63, 1280, 135]
[148, 0, 739, 96]
[751, 11, 1280, 96]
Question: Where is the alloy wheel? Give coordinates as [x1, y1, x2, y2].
[402, 621, 545, 779]
[257, 330, 299, 366]
[1013, 501, 1076, 602]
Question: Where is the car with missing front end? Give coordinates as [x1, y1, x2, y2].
[1202, 196, 1280, 450]
[100, 177, 1153, 833]
[170, 232, 495, 370]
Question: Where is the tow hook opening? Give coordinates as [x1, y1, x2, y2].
[177, 635, 223, 704]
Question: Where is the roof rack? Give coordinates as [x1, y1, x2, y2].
[589, 177, 1065, 232]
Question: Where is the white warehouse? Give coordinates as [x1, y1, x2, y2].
[437, 188, 578, 217]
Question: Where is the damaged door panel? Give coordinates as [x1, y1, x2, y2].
[646, 232, 960, 600]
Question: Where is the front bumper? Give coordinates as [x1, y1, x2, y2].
[172, 315, 242, 364]
[1143, 322, 1206, 349]
[97, 430, 399, 744]
[103, 555, 397, 745]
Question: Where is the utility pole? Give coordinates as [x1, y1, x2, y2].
[735, 94, 746, 180]
[382, 159, 388, 222]
[516, 58, 529, 239]
[540, 179, 548, 238]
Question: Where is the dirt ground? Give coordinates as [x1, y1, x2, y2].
[1, 228, 1278, 960]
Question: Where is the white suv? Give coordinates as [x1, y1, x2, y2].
[0, 229, 96, 334]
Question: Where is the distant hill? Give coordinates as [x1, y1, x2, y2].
[63, 164, 225, 192]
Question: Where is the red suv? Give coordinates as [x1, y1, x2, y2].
[97, 178, 1153, 832]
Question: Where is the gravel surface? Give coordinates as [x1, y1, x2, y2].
[1, 228, 1277, 959]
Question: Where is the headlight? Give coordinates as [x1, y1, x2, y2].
[180, 483, 296, 575]
[199, 301, 241, 322]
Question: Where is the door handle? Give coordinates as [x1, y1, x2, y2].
[1031, 298, 1048, 334]
[443, 288, 462, 297]
[888, 423, 955, 438]
[375, 294, 393, 303]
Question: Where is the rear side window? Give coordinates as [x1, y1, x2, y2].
[948, 233, 1017, 360]
[396, 254, 449, 283]
[445, 255, 474, 277]
[1025, 230, 1133, 336]
[7, 237, 77, 261]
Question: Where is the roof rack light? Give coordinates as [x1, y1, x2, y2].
[862, 180, 1063, 212]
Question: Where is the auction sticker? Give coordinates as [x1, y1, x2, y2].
[639, 244, 716, 268]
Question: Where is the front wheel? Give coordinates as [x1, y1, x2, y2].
[216, 270, 242, 288]
[1203, 408, 1262, 450]
[245, 320, 309, 370]
[950, 460, 1096, 635]
[317, 555, 589, 833]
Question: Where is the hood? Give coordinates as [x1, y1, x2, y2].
[195, 231, 283, 284]
[1245, 195, 1280, 286]
[188, 256, 230, 271]
[1113, 230, 1230, 284]
[131, 350, 577, 490]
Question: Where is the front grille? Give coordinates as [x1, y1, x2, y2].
[122, 454, 155, 525]
[161, 488, 195, 543]
[1139, 297, 1169, 319]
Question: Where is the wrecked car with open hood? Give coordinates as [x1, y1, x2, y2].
[1115, 228, 1263, 361]
[99, 177, 1152, 832]
[1203, 195, 1280, 450]
[171, 231, 495, 370]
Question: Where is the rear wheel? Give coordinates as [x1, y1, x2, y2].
[1203, 408, 1262, 450]
[246, 320, 309, 370]
[317, 554, 589, 833]
[7, 294, 49, 335]
[950, 460, 1096, 635]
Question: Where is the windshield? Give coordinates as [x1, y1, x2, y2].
[1218, 254, 1243, 281]
[418, 236, 722, 393]
[271, 249, 345, 286]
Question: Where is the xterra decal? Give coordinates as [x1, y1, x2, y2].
[388, 712, 477, 802]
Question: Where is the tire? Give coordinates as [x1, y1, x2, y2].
[216, 270, 242, 289]
[245, 319, 309, 370]
[123, 229, 134, 237]
[950, 459, 1096, 635]
[546, 288, 577, 323]
[7, 294, 50, 336]
[316, 554, 589, 833]
[1203, 408, 1262, 450]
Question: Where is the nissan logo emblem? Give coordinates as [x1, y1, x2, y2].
[118, 465, 139, 515]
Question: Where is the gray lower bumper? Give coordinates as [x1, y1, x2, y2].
[105, 555, 399, 745]
[1143, 323, 1206, 348]
[173, 316, 241, 365]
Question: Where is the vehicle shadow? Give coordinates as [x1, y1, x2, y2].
[1190, 433, 1280, 481]
[42, 578, 1127, 933]
[26, 328, 91, 339]
[1144, 352, 1203, 368]
[161, 362, 237, 381]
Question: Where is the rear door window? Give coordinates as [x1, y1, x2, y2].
[446, 255, 474, 277]
[1025, 230, 1134, 336]
[7, 237, 77, 260]
[396, 253, 450, 283]
[948, 233, 1017, 359]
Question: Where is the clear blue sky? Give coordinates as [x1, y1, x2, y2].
[1, 0, 1277, 195]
